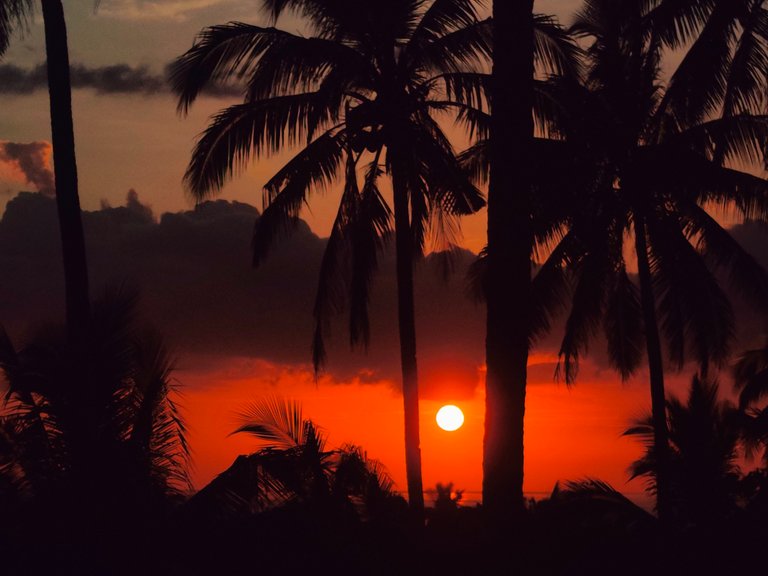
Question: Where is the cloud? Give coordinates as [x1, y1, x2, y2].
[0, 191, 493, 397]
[0, 62, 163, 94]
[0, 141, 55, 196]
[0, 62, 241, 97]
[97, 0, 239, 22]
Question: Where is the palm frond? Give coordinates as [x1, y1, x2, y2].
[127, 330, 191, 495]
[408, 113, 485, 216]
[457, 140, 488, 186]
[638, 145, 768, 220]
[733, 345, 768, 409]
[233, 397, 314, 450]
[261, 0, 379, 38]
[170, 23, 293, 113]
[684, 203, 768, 314]
[408, 16, 491, 74]
[529, 231, 577, 345]
[645, 0, 714, 49]
[604, 266, 645, 380]
[533, 13, 582, 79]
[556, 228, 615, 384]
[434, 72, 490, 114]
[411, 0, 482, 42]
[669, 115, 768, 169]
[720, 5, 768, 118]
[312, 151, 391, 370]
[185, 95, 340, 199]
[243, 33, 373, 102]
[348, 162, 391, 349]
[0, 0, 34, 56]
[660, 5, 739, 126]
[648, 213, 734, 371]
[253, 128, 346, 266]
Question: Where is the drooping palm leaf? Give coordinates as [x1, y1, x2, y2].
[0, 0, 34, 56]
[253, 128, 347, 266]
[649, 214, 734, 371]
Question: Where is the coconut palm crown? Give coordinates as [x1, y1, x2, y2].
[170, 0, 502, 513]
[531, 0, 768, 521]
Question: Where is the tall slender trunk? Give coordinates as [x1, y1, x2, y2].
[634, 214, 672, 523]
[483, 1, 535, 523]
[41, 0, 90, 340]
[391, 156, 424, 516]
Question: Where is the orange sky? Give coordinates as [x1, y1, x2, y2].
[176, 353, 692, 510]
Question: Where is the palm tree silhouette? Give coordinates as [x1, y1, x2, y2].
[481, 3, 580, 522]
[531, 0, 768, 523]
[625, 375, 742, 527]
[169, 0, 491, 515]
[481, 0, 537, 524]
[0, 0, 90, 339]
[188, 397, 401, 521]
[733, 344, 768, 501]
[0, 288, 189, 573]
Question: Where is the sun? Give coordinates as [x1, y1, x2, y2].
[436, 405, 464, 432]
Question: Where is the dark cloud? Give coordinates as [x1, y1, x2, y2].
[0, 62, 241, 97]
[2, 192, 767, 397]
[0, 63, 48, 93]
[0, 192, 488, 396]
[0, 141, 55, 196]
[0, 62, 163, 94]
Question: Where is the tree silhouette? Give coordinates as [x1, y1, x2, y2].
[169, 0, 491, 515]
[187, 397, 401, 521]
[0, 288, 189, 573]
[530, 0, 768, 523]
[625, 375, 742, 527]
[453, 6, 579, 522]
[482, 0, 537, 525]
[0, 0, 90, 339]
[733, 344, 768, 513]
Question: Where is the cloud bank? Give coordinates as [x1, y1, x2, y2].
[0, 192, 489, 396]
[0, 62, 240, 96]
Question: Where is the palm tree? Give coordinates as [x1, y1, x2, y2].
[453, 8, 579, 520]
[529, 0, 768, 522]
[625, 375, 742, 527]
[169, 0, 490, 515]
[482, 0, 536, 523]
[187, 397, 401, 520]
[733, 344, 768, 469]
[0, 288, 190, 572]
[0, 0, 90, 339]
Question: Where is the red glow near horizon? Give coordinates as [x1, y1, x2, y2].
[175, 353, 682, 509]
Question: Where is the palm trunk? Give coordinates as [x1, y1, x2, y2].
[391, 157, 424, 516]
[483, 0, 535, 522]
[41, 0, 90, 340]
[634, 214, 672, 523]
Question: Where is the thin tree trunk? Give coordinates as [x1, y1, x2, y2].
[41, 0, 90, 340]
[391, 157, 424, 517]
[483, 0, 535, 523]
[634, 214, 672, 524]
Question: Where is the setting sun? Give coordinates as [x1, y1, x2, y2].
[436, 405, 465, 431]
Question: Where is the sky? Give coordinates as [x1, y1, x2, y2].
[1, 0, 765, 507]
